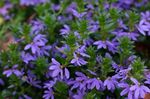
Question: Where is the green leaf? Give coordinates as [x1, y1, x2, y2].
[118, 37, 134, 64]
[54, 81, 68, 95]
[131, 58, 145, 81]
[87, 46, 96, 69]
[34, 57, 48, 76]
[65, 33, 76, 47]
[101, 57, 113, 78]
[84, 89, 102, 99]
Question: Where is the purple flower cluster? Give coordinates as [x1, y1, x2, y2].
[0, 2, 12, 20]
[20, 0, 49, 6]
[3, 64, 22, 77]
[1, 0, 150, 99]
[137, 11, 150, 36]
[49, 58, 70, 79]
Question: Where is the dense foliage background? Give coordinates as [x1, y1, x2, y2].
[0, 0, 150, 99]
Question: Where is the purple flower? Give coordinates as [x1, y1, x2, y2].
[104, 77, 118, 92]
[87, 78, 104, 90]
[55, 44, 70, 58]
[87, 69, 97, 76]
[27, 77, 41, 88]
[112, 62, 124, 72]
[3, 64, 22, 77]
[72, 90, 85, 99]
[117, 67, 132, 81]
[26, 71, 42, 88]
[117, 19, 128, 30]
[24, 34, 47, 53]
[65, 2, 77, 13]
[43, 89, 54, 99]
[0, 78, 4, 85]
[60, 25, 70, 35]
[145, 77, 150, 85]
[37, 45, 51, 56]
[20, 0, 49, 6]
[0, 3, 12, 17]
[49, 58, 70, 79]
[68, 72, 88, 91]
[136, 11, 150, 36]
[118, 83, 134, 99]
[128, 55, 137, 62]
[33, 34, 48, 45]
[71, 9, 87, 18]
[141, 11, 150, 20]
[51, 4, 60, 11]
[21, 52, 36, 64]
[75, 46, 90, 58]
[83, 38, 94, 46]
[24, 34, 50, 56]
[30, 20, 46, 35]
[113, 30, 139, 41]
[88, 20, 99, 33]
[94, 40, 118, 53]
[71, 53, 87, 66]
[74, 31, 81, 39]
[130, 77, 150, 99]
[94, 40, 107, 49]
[44, 80, 56, 90]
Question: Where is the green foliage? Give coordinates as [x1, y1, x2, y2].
[100, 57, 114, 79]
[0, 44, 21, 67]
[85, 89, 102, 99]
[65, 33, 76, 47]
[54, 81, 68, 98]
[118, 37, 134, 64]
[127, 11, 139, 31]
[34, 57, 48, 76]
[131, 58, 145, 81]
[86, 46, 96, 70]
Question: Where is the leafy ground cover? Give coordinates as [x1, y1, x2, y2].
[0, 0, 150, 99]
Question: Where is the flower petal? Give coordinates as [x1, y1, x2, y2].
[65, 68, 70, 79]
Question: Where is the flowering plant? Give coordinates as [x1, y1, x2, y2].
[0, 0, 150, 99]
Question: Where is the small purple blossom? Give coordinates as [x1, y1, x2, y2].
[137, 11, 150, 36]
[118, 82, 134, 99]
[93, 40, 118, 53]
[72, 90, 85, 99]
[0, 3, 12, 19]
[60, 25, 70, 35]
[68, 72, 89, 91]
[3, 64, 22, 77]
[24, 34, 51, 56]
[130, 77, 150, 99]
[44, 80, 56, 90]
[88, 20, 99, 33]
[65, 2, 77, 13]
[26, 71, 42, 88]
[0, 78, 4, 85]
[51, 4, 60, 11]
[71, 9, 87, 18]
[30, 20, 46, 35]
[113, 30, 139, 41]
[21, 52, 36, 64]
[75, 46, 90, 58]
[20, 0, 49, 6]
[43, 89, 54, 99]
[71, 53, 87, 66]
[112, 62, 123, 72]
[104, 77, 118, 92]
[49, 58, 70, 79]
[87, 78, 104, 90]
